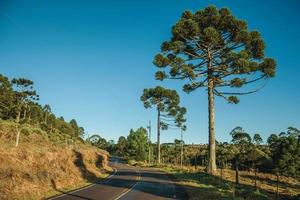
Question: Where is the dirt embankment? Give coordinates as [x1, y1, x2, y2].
[0, 120, 110, 200]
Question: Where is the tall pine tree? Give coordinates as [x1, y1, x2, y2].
[153, 6, 276, 174]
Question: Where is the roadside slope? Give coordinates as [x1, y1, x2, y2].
[0, 120, 110, 200]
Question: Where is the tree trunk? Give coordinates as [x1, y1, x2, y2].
[157, 109, 161, 164]
[276, 173, 279, 200]
[194, 155, 197, 170]
[50, 124, 53, 133]
[180, 129, 183, 168]
[207, 50, 217, 175]
[221, 161, 224, 179]
[148, 120, 151, 164]
[16, 129, 20, 147]
[16, 108, 21, 123]
[45, 112, 48, 124]
[235, 161, 240, 185]
[22, 105, 27, 121]
[254, 168, 257, 188]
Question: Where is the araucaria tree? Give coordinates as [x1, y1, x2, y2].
[153, 6, 276, 174]
[141, 86, 186, 164]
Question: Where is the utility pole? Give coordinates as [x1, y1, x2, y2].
[147, 120, 151, 164]
[180, 129, 183, 168]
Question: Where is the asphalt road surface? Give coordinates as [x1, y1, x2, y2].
[49, 157, 188, 200]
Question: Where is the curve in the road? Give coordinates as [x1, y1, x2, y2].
[49, 168, 119, 200]
[48, 158, 187, 200]
[113, 170, 141, 200]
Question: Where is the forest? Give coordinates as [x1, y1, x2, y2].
[0, 74, 85, 143]
[91, 126, 300, 180]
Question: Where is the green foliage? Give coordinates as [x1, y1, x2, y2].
[140, 86, 186, 129]
[253, 133, 263, 145]
[88, 134, 108, 149]
[0, 74, 85, 143]
[116, 136, 127, 156]
[152, 5, 276, 174]
[141, 86, 186, 164]
[153, 5, 276, 102]
[267, 128, 300, 178]
[147, 126, 299, 180]
[126, 127, 148, 161]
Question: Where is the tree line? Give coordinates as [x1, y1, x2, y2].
[102, 126, 299, 182]
[0, 74, 85, 144]
[88, 127, 149, 162]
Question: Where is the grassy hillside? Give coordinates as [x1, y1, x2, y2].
[0, 120, 111, 200]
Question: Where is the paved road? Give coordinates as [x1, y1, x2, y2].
[49, 157, 187, 200]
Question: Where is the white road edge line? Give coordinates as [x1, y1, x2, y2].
[49, 168, 118, 200]
[113, 170, 141, 200]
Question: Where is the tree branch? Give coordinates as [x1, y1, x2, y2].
[216, 79, 269, 95]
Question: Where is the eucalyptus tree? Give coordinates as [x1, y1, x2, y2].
[43, 104, 52, 124]
[141, 86, 186, 164]
[253, 133, 263, 145]
[153, 6, 276, 174]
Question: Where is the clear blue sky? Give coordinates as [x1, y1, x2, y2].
[1, 0, 299, 144]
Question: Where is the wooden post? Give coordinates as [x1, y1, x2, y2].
[180, 129, 183, 169]
[254, 168, 257, 188]
[277, 173, 279, 200]
[221, 165, 223, 179]
[235, 161, 239, 185]
[15, 130, 20, 147]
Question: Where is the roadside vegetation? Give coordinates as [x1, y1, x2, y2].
[160, 165, 299, 200]
[111, 126, 299, 199]
[0, 74, 111, 199]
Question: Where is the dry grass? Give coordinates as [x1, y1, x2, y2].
[0, 120, 111, 200]
[141, 163, 299, 200]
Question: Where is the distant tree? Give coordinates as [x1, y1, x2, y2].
[11, 78, 39, 123]
[106, 140, 116, 154]
[117, 136, 127, 156]
[268, 128, 300, 178]
[0, 74, 14, 119]
[88, 134, 107, 149]
[126, 127, 148, 161]
[11, 78, 39, 147]
[141, 86, 186, 164]
[230, 126, 251, 184]
[70, 119, 84, 137]
[153, 5, 276, 175]
[247, 134, 268, 188]
[253, 133, 263, 145]
[287, 127, 300, 139]
[43, 104, 51, 124]
[0, 74, 85, 145]
[217, 143, 237, 179]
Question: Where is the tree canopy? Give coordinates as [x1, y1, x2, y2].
[154, 5, 276, 102]
[0, 74, 85, 141]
